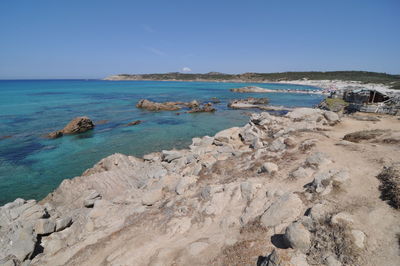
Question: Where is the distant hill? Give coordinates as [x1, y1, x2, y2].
[105, 71, 400, 89]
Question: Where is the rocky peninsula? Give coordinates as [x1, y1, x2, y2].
[1, 107, 400, 266]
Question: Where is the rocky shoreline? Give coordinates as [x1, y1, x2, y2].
[1, 108, 400, 265]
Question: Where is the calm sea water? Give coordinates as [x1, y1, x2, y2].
[0, 80, 323, 204]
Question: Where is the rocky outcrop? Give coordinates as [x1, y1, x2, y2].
[3, 107, 399, 265]
[230, 86, 274, 93]
[136, 99, 199, 111]
[187, 103, 216, 113]
[228, 97, 269, 109]
[47, 117, 94, 139]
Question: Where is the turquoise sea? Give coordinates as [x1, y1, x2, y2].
[0, 80, 324, 205]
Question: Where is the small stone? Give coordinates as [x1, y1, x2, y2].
[268, 139, 286, 152]
[351, 230, 366, 249]
[331, 212, 354, 225]
[325, 255, 342, 266]
[309, 203, 326, 221]
[259, 249, 282, 266]
[260, 162, 279, 175]
[291, 167, 313, 179]
[284, 137, 296, 148]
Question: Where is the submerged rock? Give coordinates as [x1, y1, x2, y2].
[187, 103, 216, 113]
[127, 120, 142, 126]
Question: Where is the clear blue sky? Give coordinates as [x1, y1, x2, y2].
[0, 0, 399, 78]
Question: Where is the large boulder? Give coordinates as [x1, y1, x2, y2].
[286, 108, 324, 122]
[284, 221, 311, 252]
[260, 193, 304, 228]
[62, 116, 94, 134]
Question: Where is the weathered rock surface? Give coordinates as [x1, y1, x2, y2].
[260, 193, 304, 228]
[187, 102, 216, 113]
[136, 99, 199, 111]
[284, 221, 311, 252]
[2, 107, 399, 266]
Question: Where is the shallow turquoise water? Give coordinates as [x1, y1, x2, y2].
[0, 80, 323, 204]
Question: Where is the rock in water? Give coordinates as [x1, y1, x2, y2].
[47, 130, 63, 139]
[187, 103, 216, 113]
[62, 116, 94, 134]
[47, 116, 94, 138]
[127, 120, 142, 126]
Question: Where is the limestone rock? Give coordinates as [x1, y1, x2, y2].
[35, 218, 56, 235]
[304, 152, 331, 169]
[55, 216, 72, 232]
[162, 150, 184, 162]
[83, 191, 101, 208]
[261, 193, 304, 228]
[175, 176, 198, 195]
[10, 227, 37, 261]
[284, 221, 311, 252]
[142, 188, 163, 206]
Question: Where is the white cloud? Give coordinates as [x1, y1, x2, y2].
[181, 67, 192, 72]
[145, 47, 167, 56]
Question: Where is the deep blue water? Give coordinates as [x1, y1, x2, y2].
[0, 80, 323, 204]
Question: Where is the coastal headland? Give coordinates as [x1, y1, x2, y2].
[104, 71, 400, 91]
[1, 103, 400, 265]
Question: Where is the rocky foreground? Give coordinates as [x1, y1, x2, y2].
[1, 108, 400, 266]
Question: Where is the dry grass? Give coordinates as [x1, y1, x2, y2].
[307, 216, 361, 265]
[343, 129, 388, 143]
[377, 164, 400, 209]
